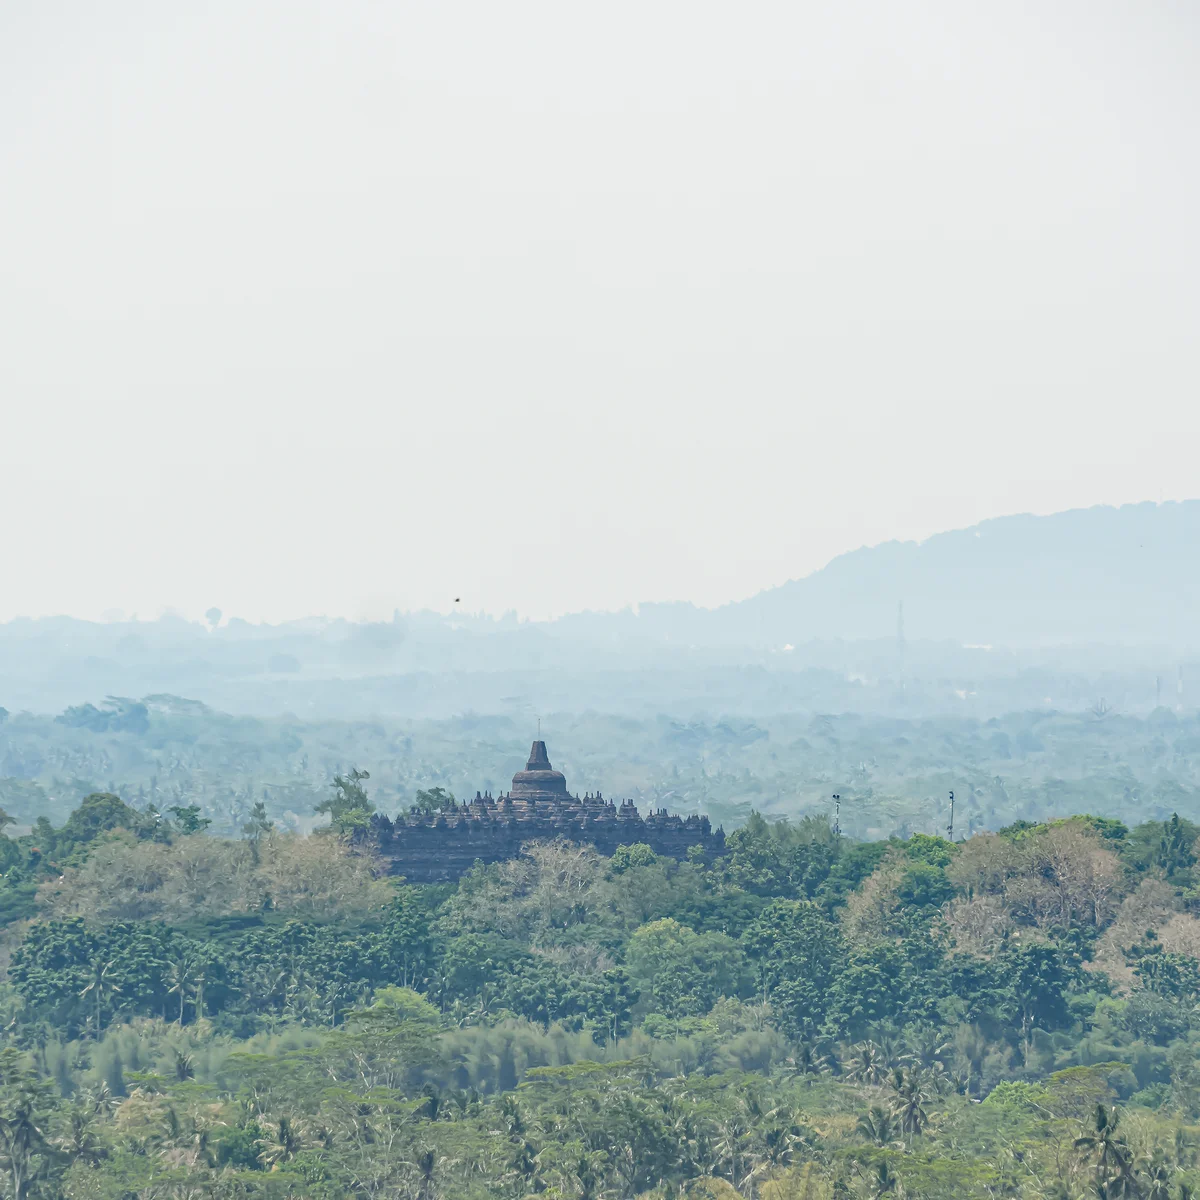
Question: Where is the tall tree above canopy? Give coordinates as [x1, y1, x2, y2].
[315, 768, 373, 834]
[49, 793, 151, 863]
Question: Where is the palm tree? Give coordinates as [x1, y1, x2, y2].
[952, 1023, 988, 1099]
[191, 970, 207, 1023]
[712, 1114, 749, 1190]
[737, 1146, 770, 1199]
[788, 1041, 831, 1083]
[570, 1152, 600, 1200]
[903, 1023, 952, 1070]
[1175, 1127, 1194, 1169]
[322, 981, 345, 1026]
[871, 1159, 898, 1197]
[874, 1031, 905, 1071]
[858, 1105, 900, 1149]
[172, 1050, 194, 1082]
[503, 1138, 539, 1193]
[497, 1093, 524, 1136]
[760, 1102, 807, 1171]
[257, 1115, 305, 1169]
[251, 965, 288, 1012]
[165, 958, 196, 1025]
[0, 1065, 52, 1200]
[667, 1105, 704, 1180]
[888, 1067, 934, 1147]
[54, 1101, 103, 1167]
[79, 959, 122, 1031]
[1144, 1157, 1172, 1200]
[843, 1041, 888, 1087]
[83, 1081, 118, 1119]
[406, 1146, 443, 1200]
[1075, 1105, 1134, 1193]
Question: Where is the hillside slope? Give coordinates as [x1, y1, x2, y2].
[659, 499, 1200, 647]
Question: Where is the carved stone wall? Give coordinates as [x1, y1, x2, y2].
[368, 741, 724, 883]
[369, 809, 724, 884]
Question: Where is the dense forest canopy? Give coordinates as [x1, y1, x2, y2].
[2, 781, 1200, 1197]
[2, 699, 1199, 839]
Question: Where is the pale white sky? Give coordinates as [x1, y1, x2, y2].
[1, 0, 1197, 623]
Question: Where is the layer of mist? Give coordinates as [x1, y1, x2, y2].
[1, 502, 1195, 721]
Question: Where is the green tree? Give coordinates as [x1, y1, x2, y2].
[858, 1104, 900, 1148]
[1074, 1105, 1134, 1194]
[610, 843, 657, 873]
[316, 768, 374, 833]
[1158, 812, 1197, 875]
[167, 804, 212, 834]
[745, 900, 845, 1038]
[0, 1049, 58, 1200]
[625, 918, 748, 1018]
[381, 889, 436, 989]
[166, 956, 200, 1025]
[242, 799, 273, 863]
[79, 959, 123, 1031]
[843, 1042, 889, 1087]
[888, 1066, 935, 1147]
[411, 786, 456, 816]
[256, 1115, 305, 1168]
[50, 792, 150, 860]
[998, 943, 1074, 1065]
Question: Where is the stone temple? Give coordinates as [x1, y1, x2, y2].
[510, 739, 570, 803]
[370, 740, 724, 883]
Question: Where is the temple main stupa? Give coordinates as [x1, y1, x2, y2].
[508, 740, 569, 803]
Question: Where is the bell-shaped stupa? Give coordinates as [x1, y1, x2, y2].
[509, 740, 569, 803]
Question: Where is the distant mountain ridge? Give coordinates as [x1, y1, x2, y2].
[625, 500, 1200, 648]
[0, 502, 1196, 719]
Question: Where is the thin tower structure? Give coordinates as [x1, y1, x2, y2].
[832, 794, 841, 838]
[947, 790, 955, 842]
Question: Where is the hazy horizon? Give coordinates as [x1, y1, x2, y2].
[0, 496, 1193, 629]
[3, 1, 1198, 624]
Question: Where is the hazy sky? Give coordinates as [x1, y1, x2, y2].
[2, 1, 1198, 623]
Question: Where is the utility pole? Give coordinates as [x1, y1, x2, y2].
[832, 794, 841, 838]
[947, 790, 955, 842]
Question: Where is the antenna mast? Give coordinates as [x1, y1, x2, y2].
[947, 790, 955, 842]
